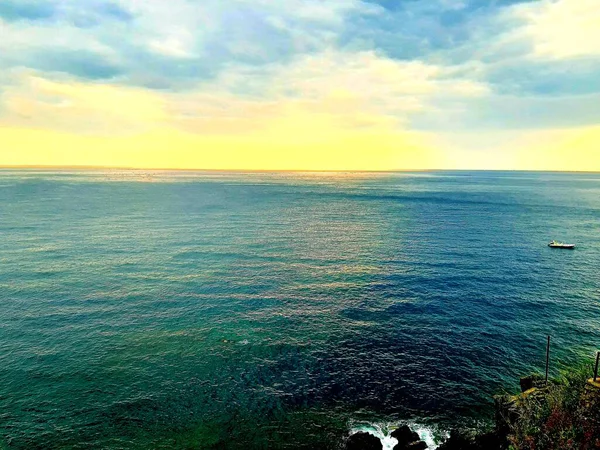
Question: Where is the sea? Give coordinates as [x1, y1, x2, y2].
[1, 170, 599, 449]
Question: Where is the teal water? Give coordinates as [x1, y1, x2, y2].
[1, 170, 600, 449]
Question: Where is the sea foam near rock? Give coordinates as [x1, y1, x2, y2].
[349, 421, 442, 449]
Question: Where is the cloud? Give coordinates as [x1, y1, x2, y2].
[415, 91, 600, 132]
[1, 0, 596, 100]
[0, 0, 132, 25]
[462, 0, 600, 89]
[1, 0, 600, 170]
[437, 125, 600, 171]
[383, 0, 600, 130]
[0, 0, 371, 87]
[510, 0, 600, 59]
[339, 0, 537, 60]
[0, 49, 491, 138]
[191, 50, 490, 122]
[32, 49, 123, 79]
[0, 0, 55, 22]
[1, 76, 166, 134]
[0, 70, 442, 171]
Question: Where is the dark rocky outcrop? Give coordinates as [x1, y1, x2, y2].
[391, 425, 419, 447]
[391, 425, 428, 450]
[345, 432, 382, 450]
[494, 381, 552, 436]
[343, 369, 600, 450]
[437, 429, 505, 450]
[436, 430, 476, 450]
[344, 425, 430, 450]
[519, 373, 547, 392]
[402, 441, 427, 450]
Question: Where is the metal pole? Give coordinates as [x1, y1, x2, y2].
[594, 352, 600, 382]
[545, 336, 550, 384]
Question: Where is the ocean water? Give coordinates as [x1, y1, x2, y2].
[1, 170, 600, 449]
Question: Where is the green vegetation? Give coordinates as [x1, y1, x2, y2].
[499, 364, 600, 450]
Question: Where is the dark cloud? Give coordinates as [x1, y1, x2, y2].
[67, 1, 134, 28]
[0, 0, 132, 25]
[363, 0, 536, 13]
[31, 49, 123, 80]
[339, 0, 539, 61]
[339, 1, 479, 60]
[95, 2, 133, 22]
[0, 0, 55, 21]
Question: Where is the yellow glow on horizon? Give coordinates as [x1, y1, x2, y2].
[0, 76, 444, 171]
[3, 122, 600, 172]
[0, 126, 442, 171]
[1, 76, 600, 172]
[515, 125, 600, 172]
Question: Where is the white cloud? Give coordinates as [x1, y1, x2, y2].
[145, 49, 492, 138]
[510, 0, 600, 59]
[0, 0, 370, 85]
[1, 0, 599, 139]
[205, 50, 490, 115]
[1, 75, 167, 133]
[0, 49, 492, 137]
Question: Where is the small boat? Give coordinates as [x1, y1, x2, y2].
[548, 240, 575, 249]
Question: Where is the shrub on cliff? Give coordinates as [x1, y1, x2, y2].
[504, 364, 600, 450]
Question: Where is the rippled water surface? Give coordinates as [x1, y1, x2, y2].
[1, 170, 600, 449]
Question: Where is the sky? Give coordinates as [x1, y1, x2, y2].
[1, 0, 599, 171]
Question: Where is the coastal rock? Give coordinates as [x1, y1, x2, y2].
[403, 441, 428, 450]
[519, 374, 544, 392]
[345, 432, 383, 450]
[495, 384, 552, 432]
[391, 425, 427, 450]
[474, 431, 505, 450]
[391, 425, 419, 447]
[437, 429, 505, 450]
[494, 394, 516, 433]
[437, 430, 476, 450]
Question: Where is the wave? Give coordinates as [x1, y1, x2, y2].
[349, 421, 446, 450]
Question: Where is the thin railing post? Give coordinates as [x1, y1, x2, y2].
[545, 336, 550, 384]
[594, 352, 600, 383]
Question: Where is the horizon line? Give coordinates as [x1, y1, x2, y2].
[0, 165, 599, 174]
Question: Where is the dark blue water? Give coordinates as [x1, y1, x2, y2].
[1, 170, 599, 449]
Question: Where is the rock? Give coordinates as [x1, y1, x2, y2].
[437, 430, 477, 450]
[404, 441, 428, 450]
[519, 375, 534, 392]
[473, 431, 505, 450]
[391, 425, 428, 450]
[519, 374, 545, 392]
[437, 429, 505, 450]
[494, 394, 516, 433]
[496, 385, 552, 433]
[345, 432, 383, 450]
[391, 425, 419, 447]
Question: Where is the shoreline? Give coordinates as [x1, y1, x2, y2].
[345, 366, 600, 450]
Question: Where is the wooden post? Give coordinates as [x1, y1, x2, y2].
[545, 336, 551, 384]
[594, 352, 600, 382]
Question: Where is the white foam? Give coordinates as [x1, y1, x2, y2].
[350, 423, 398, 450]
[350, 421, 444, 450]
[412, 423, 445, 449]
